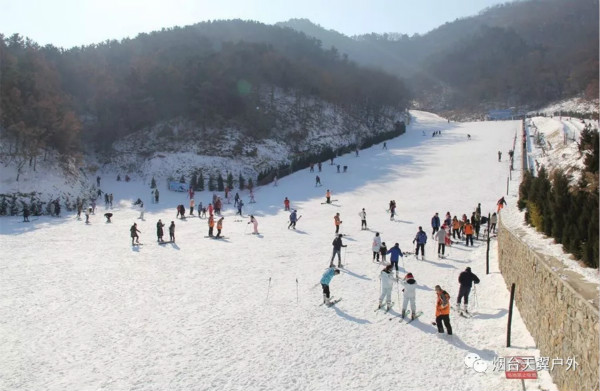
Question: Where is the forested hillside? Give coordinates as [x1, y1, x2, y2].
[0, 20, 410, 164]
[279, 0, 599, 113]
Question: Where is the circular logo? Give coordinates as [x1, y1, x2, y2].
[464, 353, 481, 368]
[473, 359, 489, 373]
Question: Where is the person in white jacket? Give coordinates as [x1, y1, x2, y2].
[435, 228, 447, 258]
[378, 264, 396, 310]
[401, 272, 417, 319]
[359, 208, 367, 230]
[372, 232, 382, 262]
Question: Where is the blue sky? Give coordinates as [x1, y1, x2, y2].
[0, 0, 509, 48]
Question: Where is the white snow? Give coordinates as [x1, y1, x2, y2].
[0, 111, 562, 391]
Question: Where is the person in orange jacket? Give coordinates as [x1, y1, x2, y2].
[334, 213, 342, 234]
[434, 285, 453, 335]
[497, 196, 507, 213]
[284, 197, 290, 211]
[216, 217, 224, 238]
[208, 215, 215, 237]
[452, 216, 461, 239]
[464, 219, 474, 246]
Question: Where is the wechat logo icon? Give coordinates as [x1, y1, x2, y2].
[465, 353, 488, 373]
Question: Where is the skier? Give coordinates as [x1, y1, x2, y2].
[372, 232, 382, 262]
[154, 189, 159, 203]
[444, 212, 452, 228]
[208, 203, 214, 217]
[169, 221, 176, 243]
[472, 212, 481, 239]
[130, 223, 141, 245]
[497, 197, 507, 213]
[249, 189, 256, 203]
[400, 272, 417, 319]
[237, 199, 244, 216]
[273, 175, 278, 186]
[77, 203, 83, 220]
[383, 142, 387, 150]
[189, 198, 195, 216]
[457, 267, 480, 314]
[330, 234, 347, 268]
[234, 193, 240, 207]
[318, 162, 322, 172]
[389, 200, 396, 220]
[96, 176, 101, 186]
[359, 208, 367, 230]
[139, 202, 145, 220]
[248, 215, 259, 234]
[208, 215, 215, 237]
[498, 151, 502, 162]
[452, 216, 461, 239]
[337, 165, 340, 173]
[490, 212, 498, 233]
[334, 213, 342, 234]
[355, 148, 359, 157]
[431, 212, 440, 237]
[435, 226, 447, 258]
[320, 267, 341, 305]
[434, 285, 453, 335]
[379, 242, 388, 263]
[91, 200, 96, 214]
[326, 189, 331, 204]
[22, 205, 30, 222]
[104, 213, 113, 223]
[464, 219, 474, 246]
[216, 217, 224, 238]
[413, 226, 427, 260]
[284, 197, 290, 211]
[84, 207, 90, 224]
[377, 264, 396, 311]
[157, 219, 165, 242]
[315, 175, 321, 187]
[386, 243, 404, 277]
[309, 163, 314, 172]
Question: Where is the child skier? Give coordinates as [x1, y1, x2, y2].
[400, 272, 417, 319]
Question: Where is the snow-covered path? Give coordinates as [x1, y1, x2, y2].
[0, 111, 557, 391]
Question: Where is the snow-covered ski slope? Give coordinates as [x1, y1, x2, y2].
[0, 111, 558, 391]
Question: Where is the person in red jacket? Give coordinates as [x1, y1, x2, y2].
[284, 197, 290, 211]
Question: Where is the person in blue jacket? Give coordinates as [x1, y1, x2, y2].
[320, 267, 341, 305]
[413, 226, 428, 260]
[288, 210, 298, 229]
[431, 212, 441, 237]
[386, 242, 404, 278]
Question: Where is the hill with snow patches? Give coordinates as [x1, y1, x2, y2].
[2, 111, 579, 391]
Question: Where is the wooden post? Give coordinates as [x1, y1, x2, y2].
[507, 283, 516, 347]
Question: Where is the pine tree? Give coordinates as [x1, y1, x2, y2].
[550, 170, 570, 243]
[150, 177, 157, 189]
[0, 196, 7, 215]
[208, 175, 215, 191]
[248, 178, 254, 190]
[198, 172, 205, 191]
[9, 195, 18, 216]
[217, 174, 224, 191]
[190, 173, 198, 191]
[227, 172, 234, 190]
[238, 173, 245, 190]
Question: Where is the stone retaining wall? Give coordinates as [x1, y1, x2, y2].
[498, 218, 599, 391]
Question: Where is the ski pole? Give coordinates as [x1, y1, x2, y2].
[266, 277, 272, 303]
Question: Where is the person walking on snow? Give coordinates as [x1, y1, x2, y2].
[431, 212, 440, 237]
[169, 221, 176, 243]
[130, 223, 141, 245]
[216, 217, 224, 238]
[237, 199, 244, 216]
[320, 267, 341, 305]
[436, 227, 447, 257]
[248, 215, 259, 234]
[156, 219, 165, 242]
[288, 210, 298, 229]
[413, 226, 427, 260]
[138, 202, 145, 220]
[490, 212, 498, 233]
[379, 242, 388, 263]
[334, 213, 342, 234]
[326, 189, 331, 204]
[497, 196, 507, 213]
[389, 200, 396, 220]
[434, 285, 452, 335]
[401, 272, 417, 319]
[464, 219, 474, 246]
[359, 208, 367, 230]
[498, 151, 502, 162]
[387, 243, 404, 277]
[372, 232, 382, 262]
[377, 264, 396, 311]
[330, 234, 347, 268]
[208, 215, 215, 237]
[452, 216, 461, 239]
[189, 199, 195, 216]
[315, 175, 321, 187]
[234, 193, 240, 208]
[457, 267, 480, 313]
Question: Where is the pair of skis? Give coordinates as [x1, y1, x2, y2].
[320, 297, 342, 307]
[390, 310, 423, 324]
